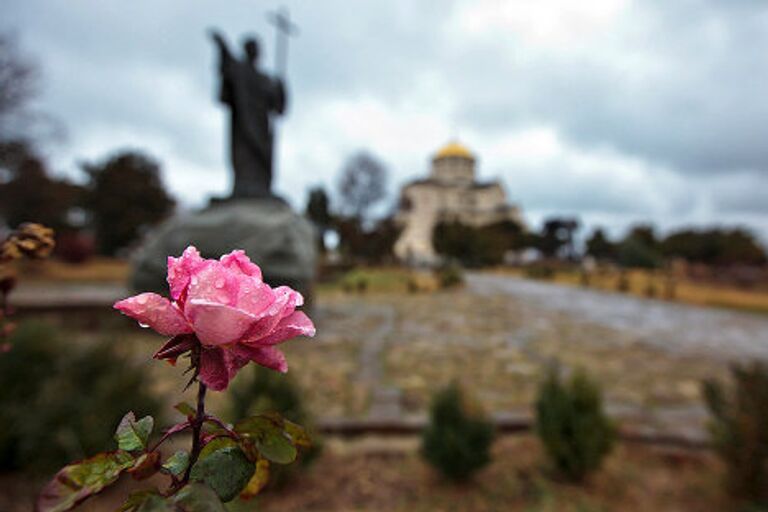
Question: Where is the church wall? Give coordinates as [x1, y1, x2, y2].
[394, 146, 525, 265]
[431, 156, 475, 186]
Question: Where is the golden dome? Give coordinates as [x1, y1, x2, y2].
[434, 140, 474, 160]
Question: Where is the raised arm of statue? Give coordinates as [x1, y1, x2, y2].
[209, 29, 234, 68]
[208, 29, 234, 105]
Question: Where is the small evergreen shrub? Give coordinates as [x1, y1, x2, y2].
[0, 322, 163, 472]
[579, 269, 591, 287]
[535, 367, 616, 482]
[436, 262, 464, 289]
[525, 264, 555, 280]
[228, 366, 322, 488]
[616, 272, 630, 293]
[703, 362, 768, 507]
[421, 383, 494, 482]
[644, 279, 658, 298]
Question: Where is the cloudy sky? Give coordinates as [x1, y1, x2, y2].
[4, 0, 768, 241]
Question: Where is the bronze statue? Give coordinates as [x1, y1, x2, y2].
[209, 30, 286, 198]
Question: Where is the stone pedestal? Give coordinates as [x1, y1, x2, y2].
[130, 197, 316, 301]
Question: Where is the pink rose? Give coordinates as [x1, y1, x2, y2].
[114, 246, 315, 391]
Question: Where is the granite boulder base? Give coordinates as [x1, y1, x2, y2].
[130, 198, 316, 301]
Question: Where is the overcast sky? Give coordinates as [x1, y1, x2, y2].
[4, 0, 768, 242]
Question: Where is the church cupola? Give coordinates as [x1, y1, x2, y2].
[431, 140, 476, 186]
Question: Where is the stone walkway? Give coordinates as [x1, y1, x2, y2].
[14, 275, 768, 442]
[467, 273, 768, 361]
[354, 304, 402, 419]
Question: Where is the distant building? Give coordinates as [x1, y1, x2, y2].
[394, 141, 524, 265]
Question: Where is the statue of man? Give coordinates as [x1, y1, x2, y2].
[209, 30, 286, 198]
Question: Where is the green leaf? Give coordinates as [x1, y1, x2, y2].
[115, 411, 154, 452]
[234, 413, 297, 464]
[255, 429, 296, 464]
[162, 450, 190, 477]
[36, 450, 134, 512]
[120, 490, 173, 512]
[172, 482, 227, 511]
[190, 445, 255, 502]
[200, 436, 238, 458]
[283, 419, 311, 448]
[174, 401, 196, 417]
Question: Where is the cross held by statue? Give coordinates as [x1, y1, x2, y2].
[267, 7, 299, 79]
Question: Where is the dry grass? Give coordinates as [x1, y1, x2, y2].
[318, 266, 440, 294]
[520, 267, 768, 315]
[10, 258, 130, 283]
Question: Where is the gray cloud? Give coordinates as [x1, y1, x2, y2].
[3, 0, 767, 243]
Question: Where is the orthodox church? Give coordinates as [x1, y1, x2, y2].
[394, 141, 524, 265]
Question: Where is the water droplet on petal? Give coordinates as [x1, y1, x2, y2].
[214, 278, 225, 289]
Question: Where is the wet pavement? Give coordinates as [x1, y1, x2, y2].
[467, 273, 768, 361]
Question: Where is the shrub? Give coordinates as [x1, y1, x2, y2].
[228, 366, 322, 488]
[643, 279, 658, 298]
[703, 362, 768, 507]
[535, 367, 616, 482]
[525, 264, 555, 280]
[421, 383, 494, 482]
[0, 322, 163, 472]
[616, 271, 630, 293]
[579, 269, 591, 287]
[435, 262, 464, 289]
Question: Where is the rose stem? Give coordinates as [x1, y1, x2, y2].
[183, 378, 207, 483]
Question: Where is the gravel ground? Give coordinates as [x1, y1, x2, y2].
[467, 273, 768, 361]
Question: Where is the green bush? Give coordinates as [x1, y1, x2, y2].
[703, 362, 768, 507]
[525, 264, 555, 280]
[228, 366, 322, 489]
[435, 262, 464, 289]
[0, 322, 163, 473]
[535, 367, 615, 482]
[421, 383, 494, 482]
[616, 272, 630, 293]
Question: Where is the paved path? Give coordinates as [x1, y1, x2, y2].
[467, 273, 768, 361]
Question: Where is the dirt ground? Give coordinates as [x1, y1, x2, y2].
[0, 436, 731, 512]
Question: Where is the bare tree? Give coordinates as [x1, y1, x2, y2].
[0, 33, 39, 141]
[336, 151, 388, 223]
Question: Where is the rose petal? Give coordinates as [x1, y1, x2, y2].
[248, 311, 316, 347]
[231, 345, 288, 373]
[240, 286, 304, 342]
[167, 246, 206, 301]
[198, 346, 250, 391]
[114, 293, 191, 336]
[198, 347, 230, 391]
[185, 299, 256, 346]
[235, 278, 276, 317]
[273, 285, 304, 311]
[184, 262, 240, 309]
[220, 250, 263, 280]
